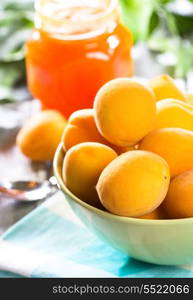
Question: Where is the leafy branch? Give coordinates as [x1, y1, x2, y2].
[0, 0, 33, 103]
[120, 0, 193, 78]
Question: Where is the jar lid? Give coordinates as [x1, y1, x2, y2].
[35, 0, 119, 40]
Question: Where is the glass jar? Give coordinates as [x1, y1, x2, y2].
[26, 0, 133, 117]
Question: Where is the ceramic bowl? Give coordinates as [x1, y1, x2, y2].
[53, 144, 193, 265]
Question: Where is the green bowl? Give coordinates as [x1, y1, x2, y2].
[53, 144, 193, 265]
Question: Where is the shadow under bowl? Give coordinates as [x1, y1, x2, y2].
[53, 143, 193, 265]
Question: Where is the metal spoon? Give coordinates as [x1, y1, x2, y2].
[0, 176, 58, 202]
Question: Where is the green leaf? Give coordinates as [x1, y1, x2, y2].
[119, 0, 155, 42]
[0, 0, 33, 101]
[1, 0, 33, 11]
[148, 11, 160, 36]
[0, 86, 15, 103]
[174, 41, 193, 77]
[0, 60, 26, 87]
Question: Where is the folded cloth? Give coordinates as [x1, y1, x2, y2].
[0, 192, 193, 278]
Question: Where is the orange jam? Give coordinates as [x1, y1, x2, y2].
[26, 0, 133, 117]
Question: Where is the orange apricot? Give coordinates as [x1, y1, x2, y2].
[139, 128, 193, 177]
[96, 150, 170, 217]
[94, 78, 156, 147]
[156, 98, 193, 131]
[62, 142, 117, 207]
[163, 170, 193, 219]
[62, 109, 109, 151]
[148, 74, 186, 101]
[17, 110, 66, 161]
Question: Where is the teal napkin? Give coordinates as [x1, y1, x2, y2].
[0, 193, 193, 278]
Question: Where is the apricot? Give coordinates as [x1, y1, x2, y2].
[96, 150, 170, 217]
[156, 99, 193, 131]
[62, 142, 117, 207]
[163, 170, 193, 218]
[94, 78, 156, 147]
[148, 74, 186, 102]
[62, 109, 109, 151]
[139, 128, 193, 177]
[17, 110, 66, 161]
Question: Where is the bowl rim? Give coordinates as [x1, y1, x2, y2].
[54, 143, 193, 225]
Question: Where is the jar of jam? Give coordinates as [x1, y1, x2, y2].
[26, 0, 133, 117]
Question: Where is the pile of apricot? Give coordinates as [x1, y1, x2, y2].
[62, 74, 193, 220]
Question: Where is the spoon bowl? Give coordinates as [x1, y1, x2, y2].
[0, 176, 58, 201]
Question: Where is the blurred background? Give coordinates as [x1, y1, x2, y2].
[1, 0, 193, 105]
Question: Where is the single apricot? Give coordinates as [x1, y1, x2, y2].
[139, 128, 193, 177]
[156, 98, 193, 131]
[62, 108, 131, 155]
[17, 110, 66, 161]
[96, 150, 170, 217]
[148, 74, 186, 102]
[62, 109, 110, 151]
[94, 78, 156, 147]
[62, 142, 117, 207]
[163, 170, 193, 219]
